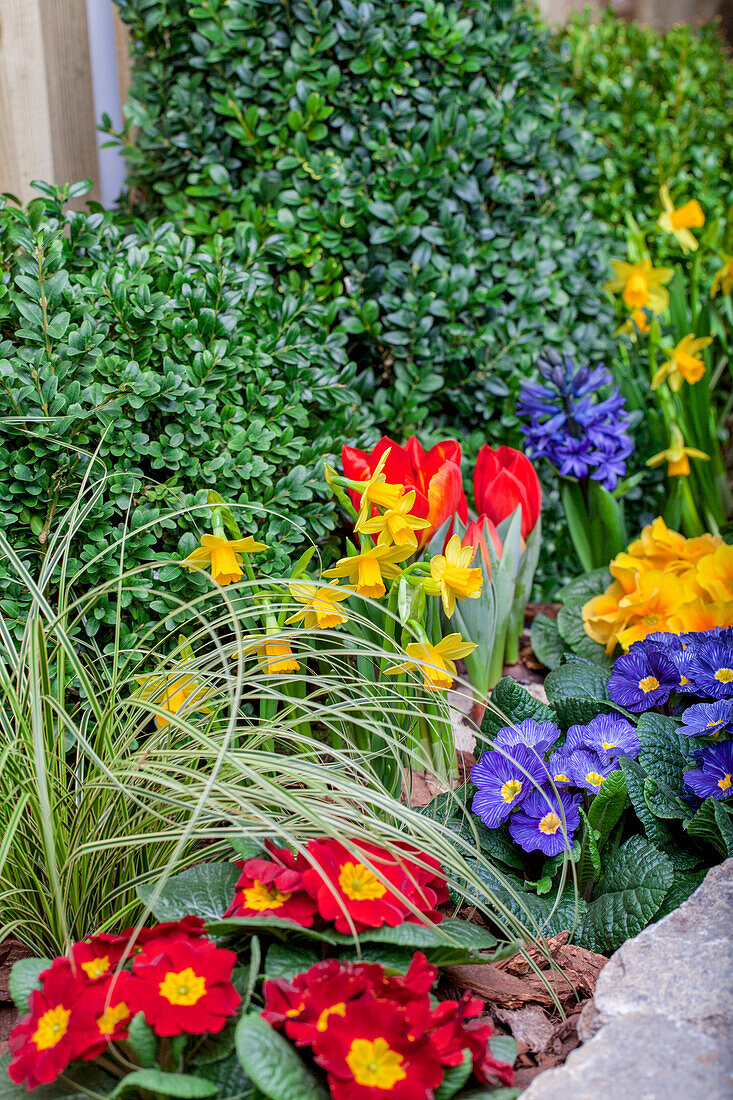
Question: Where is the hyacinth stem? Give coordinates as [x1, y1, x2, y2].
[560, 480, 596, 573]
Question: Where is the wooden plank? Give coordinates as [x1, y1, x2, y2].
[113, 4, 132, 109]
[0, 0, 99, 205]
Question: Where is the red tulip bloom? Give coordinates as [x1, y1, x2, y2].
[301, 839, 448, 934]
[224, 846, 318, 927]
[461, 515, 504, 574]
[474, 445, 541, 539]
[313, 991, 444, 1100]
[342, 436, 467, 546]
[262, 959, 379, 1046]
[128, 933, 240, 1036]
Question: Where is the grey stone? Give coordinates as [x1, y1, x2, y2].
[520, 859, 733, 1099]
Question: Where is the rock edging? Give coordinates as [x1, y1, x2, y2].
[519, 858, 733, 1099]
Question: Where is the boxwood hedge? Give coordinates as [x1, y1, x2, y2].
[112, 0, 616, 438]
[0, 184, 370, 646]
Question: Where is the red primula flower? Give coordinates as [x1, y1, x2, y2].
[262, 959, 380, 1046]
[313, 992, 444, 1100]
[128, 933, 240, 1036]
[474, 445, 541, 540]
[374, 951, 437, 1006]
[68, 934, 131, 983]
[301, 840, 448, 934]
[8, 961, 91, 1088]
[74, 973, 136, 1061]
[342, 437, 467, 547]
[224, 844, 318, 927]
[429, 992, 514, 1087]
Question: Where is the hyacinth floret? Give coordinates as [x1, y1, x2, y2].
[517, 349, 633, 491]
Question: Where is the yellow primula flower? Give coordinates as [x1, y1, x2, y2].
[646, 425, 709, 478]
[323, 538, 414, 598]
[615, 569, 695, 650]
[384, 633, 476, 692]
[651, 334, 712, 392]
[582, 581, 632, 654]
[604, 258, 674, 314]
[669, 598, 733, 634]
[694, 544, 733, 604]
[657, 185, 705, 253]
[711, 256, 733, 298]
[357, 490, 430, 548]
[627, 517, 721, 573]
[286, 581, 352, 629]
[135, 668, 210, 728]
[181, 534, 267, 585]
[615, 308, 649, 341]
[429, 534, 483, 618]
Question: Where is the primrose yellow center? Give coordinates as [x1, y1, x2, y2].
[501, 779, 523, 804]
[241, 880, 290, 911]
[32, 1006, 70, 1051]
[586, 772, 606, 788]
[708, 720, 721, 727]
[554, 773, 570, 783]
[601, 742, 616, 751]
[316, 1002, 347, 1032]
[639, 676, 660, 693]
[97, 1002, 130, 1036]
[346, 1037, 406, 1089]
[714, 667, 733, 683]
[680, 676, 691, 686]
[81, 955, 110, 980]
[159, 967, 207, 1007]
[718, 774, 732, 792]
[339, 861, 387, 901]
[624, 273, 649, 308]
[539, 812, 561, 836]
[285, 1001, 305, 1018]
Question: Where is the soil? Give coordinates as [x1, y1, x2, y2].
[0, 939, 31, 1055]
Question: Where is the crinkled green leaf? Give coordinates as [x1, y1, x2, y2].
[684, 798, 733, 858]
[262, 943, 319, 982]
[482, 678, 557, 738]
[530, 614, 565, 671]
[110, 1071, 218, 1099]
[235, 1014, 330, 1100]
[8, 956, 51, 1013]
[137, 862, 239, 923]
[637, 713, 690, 797]
[588, 769, 628, 848]
[579, 836, 673, 953]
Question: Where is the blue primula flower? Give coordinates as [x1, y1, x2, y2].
[566, 749, 620, 793]
[546, 750, 573, 787]
[508, 787, 583, 857]
[683, 740, 733, 801]
[608, 645, 680, 712]
[565, 713, 640, 760]
[687, 640, 733, 699]
[493, 718, 561, 756]
[471, 746, 549, 829]
[517, 349, 634, 491]
[679, 700, 733, 739]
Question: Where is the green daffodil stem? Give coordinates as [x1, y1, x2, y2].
[488, 620, 508, 689]
[679, 476, 705, 537]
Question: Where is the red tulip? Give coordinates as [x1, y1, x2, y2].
[473, 445, 541, 540]
[462, 516, 503, 574]
[341, 436, 467, 546]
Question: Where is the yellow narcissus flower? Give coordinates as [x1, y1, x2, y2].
[657, 185, 705, 252]
[711, 256, 733, 298]
[357, 490, 431, 547]
[429, 534, 483, 618]
[651, 334, 712, 392]
[646, 425, 709, 478]
[615, 308, 649, 341]
[181, 534, 267, 585]
[384, 634, 476, 692]
[135, 669, 210, 728]
[323, 538, 414, 598]
[286, 581, 353, 629]
[352, 451, 405, 528]
[694, 544, 733, 604]
[257, 639, 300, 674]
[615, 570, 695, 649]
[604, 258, 674, 314]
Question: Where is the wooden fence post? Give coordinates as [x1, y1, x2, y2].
[0, 0, 99, 204]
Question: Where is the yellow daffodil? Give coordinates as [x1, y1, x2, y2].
[711, 256, 733, 298]
[615, 570, 694, 649]
[615, 308, 649, 341]
[352, 451, 405, 527]
[429, 534, 483, 618]
[604, 258, 674, 314]
[651, 334, 712, 392]
[694, 544, 733, 604]
[646, 425, 709, 478]
[135, 669, 210, 728]
[257, 639, 300, 674]
[286, 581, 352, 629]
[357, 490, 430, 548]
[385, 634, 476, 692]
[323, 538, 414, 598]
[181, 534, 267, 585]
[657, 185, 705, 252]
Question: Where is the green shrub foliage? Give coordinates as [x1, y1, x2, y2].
[0, 185, 369, 645]
[557, 12, 733, 234]
[112, 0, 615, 435]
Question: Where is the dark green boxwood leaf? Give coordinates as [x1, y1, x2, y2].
[579, 836, 673, 953]
[137, 862, 239, 923]
[235, 1015, 330, 1100]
